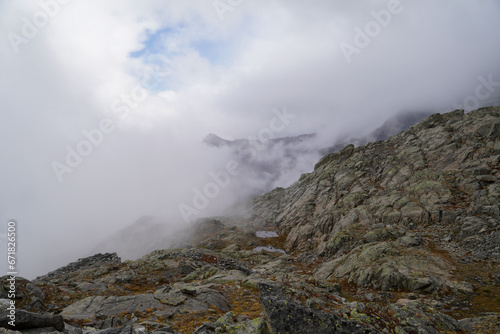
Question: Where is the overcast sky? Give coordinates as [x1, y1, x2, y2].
[1, 0, 500, 278]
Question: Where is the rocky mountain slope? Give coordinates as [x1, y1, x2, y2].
[1, 107, 499, 334]
[251, 107, 500, 287]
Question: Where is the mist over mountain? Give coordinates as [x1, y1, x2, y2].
[2, 0, 500, 286]
[10, 107, 500, 334]
[203, 132, 319, 196]
[320, 109, 435, 155]
[92, 108, 477, 263]
[203, 110, 435, 200]
[1, 0, 499, 331]
[90, 215, 184, 260]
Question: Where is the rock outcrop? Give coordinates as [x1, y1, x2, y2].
[251, 107, 500, 295]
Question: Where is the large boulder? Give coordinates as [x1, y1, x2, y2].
[314, 241, 448, 292]
[61, 285, 229, 327]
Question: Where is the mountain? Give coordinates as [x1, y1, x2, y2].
[2, 107, 499, 334]
[203, 132, 321, 197]
[250, 107, 500, 289]
[203, 133, 317, 149]
[203, 110, 434, 198]
[319, 110, 434, 155]
[89, 111, 436, 262]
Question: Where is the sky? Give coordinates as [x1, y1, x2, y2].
[1, 0, 500, 279]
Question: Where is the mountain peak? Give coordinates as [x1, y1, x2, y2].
[203, 133, 233, 147]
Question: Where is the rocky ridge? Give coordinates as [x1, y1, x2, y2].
[250, 107, 500, 293]
[1, 107, 499, 333]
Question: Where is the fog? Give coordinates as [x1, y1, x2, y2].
[1, 0, 500, 278]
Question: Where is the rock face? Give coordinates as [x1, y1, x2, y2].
[251, 107, 500, 294]
[2, 108, 500, 334]
[39, 253, 122, 282]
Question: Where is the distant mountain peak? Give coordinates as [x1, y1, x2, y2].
[203, 133, 233, 147]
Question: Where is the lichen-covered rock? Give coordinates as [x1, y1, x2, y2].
[258, 283, 375, 334]
[315, 241, 448, 292]
[252, 107, 500, 291]
[35, 253, 121, 283]
[211, 311, 270, 334]
[459, 313, 500, 334]
[0, 310, 64, 331]
[61, 285, 229, 328]
[61, 295, 164, 322]
[0, 277, 46, 312]
[388, 301, 462, 333]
